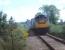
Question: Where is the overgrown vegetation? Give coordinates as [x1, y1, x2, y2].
[17, 22, 29, 39]
[0, 11, 28, 50]
[49, 24, 65, 39]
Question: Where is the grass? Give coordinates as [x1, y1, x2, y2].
[49, 24, 65, 39]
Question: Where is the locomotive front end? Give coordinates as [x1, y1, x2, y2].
[34, 15, 49, 35]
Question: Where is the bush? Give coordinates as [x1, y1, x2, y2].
[49, 24, 65, 39]
[0, 28, 27, 50]
[49, 24, 63, 33]
[18, 23, 29, 39]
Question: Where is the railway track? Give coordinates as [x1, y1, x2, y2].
[38, 35, 65, 50]
[26, 36, 51, 50]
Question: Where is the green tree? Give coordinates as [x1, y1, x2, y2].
[0, 11, 3, 33]
[0, 11, 8, 36]
[0, 11, 26, 50]
[2, 14, 7, 32]
[8, 16, 16, 50]
[40, 5, 59, 24]
[9, 16, 17, 29]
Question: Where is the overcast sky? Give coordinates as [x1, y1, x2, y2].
[0, 0, 65, 22]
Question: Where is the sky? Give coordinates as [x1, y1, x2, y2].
[0, 0, 65, 22]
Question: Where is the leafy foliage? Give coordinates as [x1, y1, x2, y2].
[0, 11, 27, 50]
[40, 5, 59, 24]
[0, 12, 8, 36]
[49, 24, 65, 39]
[18, 22, 29, 39]
[49, 24, 63, 33]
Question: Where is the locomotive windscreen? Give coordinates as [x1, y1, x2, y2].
[35, 15, 47, 22]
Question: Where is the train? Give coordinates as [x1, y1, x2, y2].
[29, 14, 49, 35]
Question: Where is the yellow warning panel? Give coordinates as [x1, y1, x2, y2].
[35, 22, 48, 28]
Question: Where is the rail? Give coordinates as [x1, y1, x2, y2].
[38, 35, 65, 50]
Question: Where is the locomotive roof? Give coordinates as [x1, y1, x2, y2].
[35, 15, 47, 19]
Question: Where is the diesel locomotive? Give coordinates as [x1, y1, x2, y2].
[30, 14, 49, 35]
